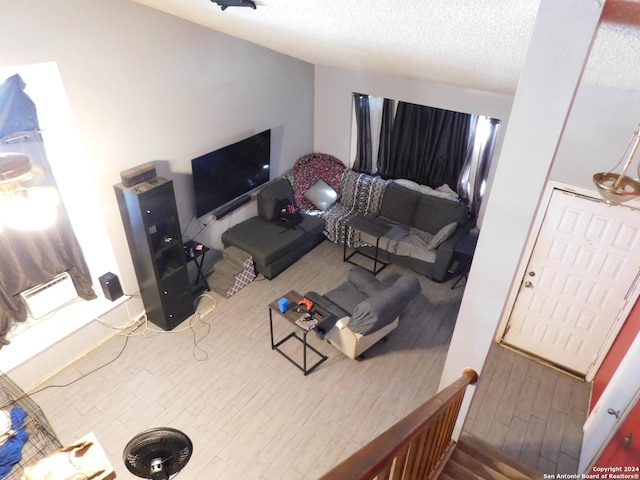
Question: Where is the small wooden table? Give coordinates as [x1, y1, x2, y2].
[344, 214, 392, 276]
[268, 290, 330, 375]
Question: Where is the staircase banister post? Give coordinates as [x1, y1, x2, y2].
[462, 367, 478, 385]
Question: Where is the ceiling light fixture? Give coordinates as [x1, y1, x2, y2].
[210, 0, 256, 11]
[593, 126, 640, 205]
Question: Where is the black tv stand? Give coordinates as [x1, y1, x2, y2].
[213, 194, 251, 219]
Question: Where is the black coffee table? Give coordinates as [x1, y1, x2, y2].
[268, 290, 331, 375]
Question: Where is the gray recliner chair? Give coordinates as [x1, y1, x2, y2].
[305, 267, 421, 359]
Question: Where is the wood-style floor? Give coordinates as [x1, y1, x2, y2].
[463, 343, 591, 475]
[26, 241, 589, 479]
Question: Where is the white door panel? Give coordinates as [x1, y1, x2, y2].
[502, 190, 640, 375]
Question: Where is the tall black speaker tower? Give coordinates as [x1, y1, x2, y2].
[114, 176, 194, 330]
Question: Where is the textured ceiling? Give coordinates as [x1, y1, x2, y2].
[130, 0, 640, 95]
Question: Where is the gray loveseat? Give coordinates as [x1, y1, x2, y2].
[305, 267, 421, 359]
[221, 178, 325, 279]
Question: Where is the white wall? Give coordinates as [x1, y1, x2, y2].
[552, 84, 640, 188]
[0, 0, 314, 297]
[313, 67, 514, 227]
[0, 0, 314, 385]
[314, 66, 513, 165]
[313, 67, 640, 217]
[440, 0, 604, 437]
[312, 4, 640, 432]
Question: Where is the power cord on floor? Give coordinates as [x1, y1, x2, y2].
[2, 294, 219, 409]
[93, 300, 145, 333]
[190, 314, 211, 362]
[135, 313, 212, 361]
[0, 323, 140, 410]
[115, 292, 217, 361]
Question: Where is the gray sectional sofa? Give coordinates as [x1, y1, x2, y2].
[221, 166, 470, 282]
[361, 182, 471, 282]
[319, 170, 471, 282]
[221, 178, 325, 279]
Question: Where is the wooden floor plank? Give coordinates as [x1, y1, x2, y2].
[463, 343, 591, 477]
[22, 241, 589, 478]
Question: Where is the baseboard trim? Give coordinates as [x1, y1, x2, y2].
[1, 295, 143, 391]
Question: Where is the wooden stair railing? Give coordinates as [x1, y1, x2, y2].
[317, 368, 478, 480]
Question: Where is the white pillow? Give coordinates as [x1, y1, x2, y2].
[427, 222, 457, 249]
[393, 179, 459, 201]
[304, 179, 339, 210]
[393, 178, 422, 192]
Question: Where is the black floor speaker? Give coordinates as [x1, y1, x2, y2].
[99, 272, 124, 301]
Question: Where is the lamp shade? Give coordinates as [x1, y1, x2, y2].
[0, 153, 60, 230]
[593, 127, 640, 205]
[0, 153, 31, 182]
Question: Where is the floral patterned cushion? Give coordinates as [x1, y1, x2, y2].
[292, 153, 346, 211]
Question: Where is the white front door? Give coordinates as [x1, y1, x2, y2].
[501, 189, 640, 376]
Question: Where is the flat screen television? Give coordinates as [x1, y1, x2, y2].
[192, 129, 271, 218]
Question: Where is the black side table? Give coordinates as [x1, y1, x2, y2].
[344, 214, 392, 276]
[268, 290, 330, 375]
[184, 240, 210, 292]
[451, 233, 478, 289]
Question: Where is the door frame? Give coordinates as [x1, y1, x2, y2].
[495, 180, 640, 381]
[579, 330, 640, 472]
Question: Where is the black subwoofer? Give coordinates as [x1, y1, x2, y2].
[99, 272, 124, 301]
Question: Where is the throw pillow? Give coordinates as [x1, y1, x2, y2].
[393, 178, 422, 192]
[427, 222, 457, 249]
[304, 178, 339, 211]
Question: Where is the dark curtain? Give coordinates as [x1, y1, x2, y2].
[379, 101, 472, 189]
[376, 98, 395, 176]
[352, 93, 373, 173]
[0, 74, 96, 347]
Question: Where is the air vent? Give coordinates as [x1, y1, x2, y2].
[19, 272, 78, 319]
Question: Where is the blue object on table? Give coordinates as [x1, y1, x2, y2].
[278, 297, 288, 313]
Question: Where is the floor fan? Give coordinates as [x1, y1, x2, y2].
[123, 428, 193, 479]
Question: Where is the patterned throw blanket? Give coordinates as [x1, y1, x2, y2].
[321, 169, 390, 248]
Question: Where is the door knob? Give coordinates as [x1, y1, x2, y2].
[607, 408, 620, 419]
[524, 281, 533, 288]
